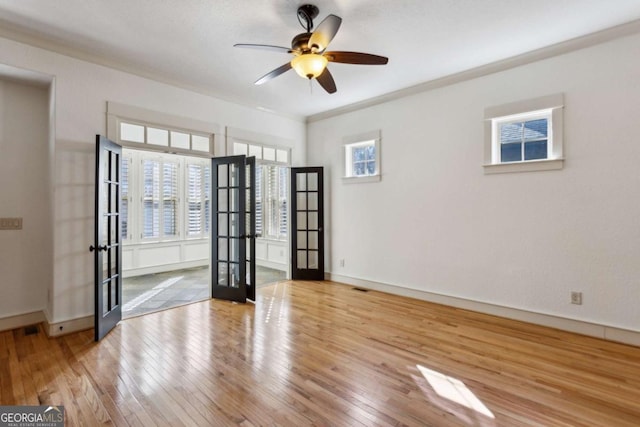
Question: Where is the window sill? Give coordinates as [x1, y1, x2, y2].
[342, 174, 381, 184]
[483, 158, 564, 174]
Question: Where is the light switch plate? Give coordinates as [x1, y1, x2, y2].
[0, 217, 23, 230]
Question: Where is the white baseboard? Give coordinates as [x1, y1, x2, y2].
[326, 273, 640, 347]
[256, 259, 288, 272]
[0, 311, 45, 333]
[44, 314, 93, 337]
[123, 260, 208, 278]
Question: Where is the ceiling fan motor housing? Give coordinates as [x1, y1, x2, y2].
[292, 33, 313, 53]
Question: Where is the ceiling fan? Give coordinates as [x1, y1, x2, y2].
[234, 4, 388, 94]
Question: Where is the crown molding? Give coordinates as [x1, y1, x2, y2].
[307, 18, 640, 123]
[0, 20, 306, 123]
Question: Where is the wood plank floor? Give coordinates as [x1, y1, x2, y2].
[1, 280, 640, 426]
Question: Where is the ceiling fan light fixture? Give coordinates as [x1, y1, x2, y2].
[291, 53, 328, 79]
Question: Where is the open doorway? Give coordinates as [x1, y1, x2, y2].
[119, 144, 289, 318]
[120, 148, 212, 318]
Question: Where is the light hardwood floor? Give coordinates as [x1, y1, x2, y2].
[1, 280, 639, 426]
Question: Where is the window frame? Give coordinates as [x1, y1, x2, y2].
[120, 149, 212, 245]
[185, 162, 211, 239]
[484, 93, 564, 174]
[139, 155, 180, 242]
[342, 130, 382, 183]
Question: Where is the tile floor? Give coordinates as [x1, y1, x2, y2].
[122, 265, 286, 318]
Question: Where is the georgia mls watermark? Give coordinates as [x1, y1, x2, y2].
[0, 406, 64, 427]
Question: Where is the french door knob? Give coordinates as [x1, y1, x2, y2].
[89, 245, 108, 252]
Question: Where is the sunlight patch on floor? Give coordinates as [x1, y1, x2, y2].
[123, 276, 184, 312]
[416, 364, 495, 419]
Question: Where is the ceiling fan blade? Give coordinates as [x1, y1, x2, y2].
[316, 68, 337, 94]
[234, 43, 291, 54]
[324, 51, 389, 65]
[254, 62, 292, 85]
[309, 14, 342, 52]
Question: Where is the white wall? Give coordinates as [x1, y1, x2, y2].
[307, 32, 640, 332]
[0, 79, 51, 318]
[0, 36, 306, 325]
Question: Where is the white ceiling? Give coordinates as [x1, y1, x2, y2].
[1, 0, 640, 119]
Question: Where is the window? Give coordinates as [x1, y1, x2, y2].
[498, 116, 549, 163]
[121, 156, 130, 240]
[484, 94, 564, 174]
[232, 140, 290, 240]
[186, 163, 211, 237]
[260, 164, 288, 240]
[141, 158, 178, 239]
[119, 120, 211, 153]
[343, 130, 381, 183]
[119, 150, 211, 244]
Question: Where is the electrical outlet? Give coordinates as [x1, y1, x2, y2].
[571, 291, 583, 305]
[339, 259, 345, 267]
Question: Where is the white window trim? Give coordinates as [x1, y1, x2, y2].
[106, 101, 224, 157]
[342, 130, 382, 183]
[484, 93, 564, 174]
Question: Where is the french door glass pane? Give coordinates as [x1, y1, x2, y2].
[297, 192, 307, 210]
[308, 231, 318, 250]
[297, 173, 307, 191]
[218, 164, 228, 187]
[308, 251, 318, 269]
[218, 262, 228, 286]
[103, 283, 109, 315]
[307, 173, 318, 191]
[231, 264, 240, 287]
[218, 214, 228, 236]
[297, 251, 307, 268]
[218, 189, 228, 212]
[218, 239, 228, 261]
[297, 231, 307, 249]
[308, 212, 318, 229]
[230, 164, 238, 187]
[230, 189, 239, 212]
[307, 193, 318, 210]
[297, 212, 307, 230]
[111, 277, 118, 308]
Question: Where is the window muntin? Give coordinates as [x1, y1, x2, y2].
[496, 114, 552, 163]
[494, 111, 551, 164]
[351, 141, 377, 176]
[119, 120, 212, 153]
